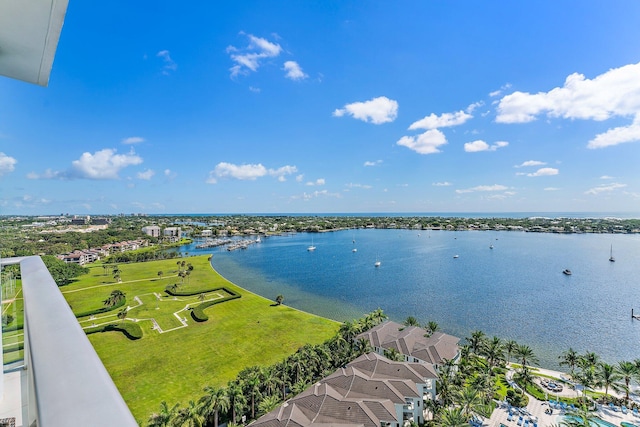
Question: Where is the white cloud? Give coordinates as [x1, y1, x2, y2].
[466, 101, 484, 113]
[432, 182, 452, 186]
[157, 50, 177, 75]
[397, 129, 447, 154]
[587, 115, 640, 148]
[137, 169, 155, 180]
[409, 110, 472, 130]
[28, 148, 144, 180]
[122, 136, 145, 145]
[0, 152, 17, 176]
[306, 178, 325, 186]
[496, 62, 640, 124]
[292, 190, 342, 201]
[364, 160, 382, 167]
[283, 61, 308, 80]
[456, 184, 508, 194]
[249, 86, 261, 93]
[70, 149, 143, 180]
[600, 175, 614, 180]
[489, 83, 512, 98]
[346, 183, 372, 189]
[526, 167, 559, 177]
[584, 182, 627, 195]
[333, 96, 398, 124]
[206, 162, 297, 184]
[544, 187, 560, 191]
[515, 160, 546, 168]
[227, 34, 282, 78]
[295, 174, 304, 182]
[464, 140, 509, 152]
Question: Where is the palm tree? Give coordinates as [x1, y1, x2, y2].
[467, 330, 486, 354]
[198, 385, 229, 427]
[172, 400, 203, 427]
[157, 270, 163, 281]
[369, 307, 387, 325]
[185, 269, 191, 285]
[595, 363, 622, 401]
[227, 381, 246, 424]
[559, 348, 580, 378]
[148, 401, 178, 427]
[117, 307, 128, 324]
[103, 289, 125, 308]
[338, 320, 360, 343]
[275, 294, 284, 305]
[404, 315, 420, 327]
[581, 352, 600, 369]
[436, 407, 469, 427]
[425, 320, 439, 337]
[482, 336, 504, 370]
[198, 293, 206, 303]
[243, 369, 262, 420]
[257, 395, 281, 415]
[504, 340, 518, 365]
[514, 344, 538, 371]
[383, 347, 404, 361]
[354, 337, 373, 356]
[616, 361, 638, 404]
[457, 386, 482, 419]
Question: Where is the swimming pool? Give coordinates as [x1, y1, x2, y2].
[562, 415, 619, 427]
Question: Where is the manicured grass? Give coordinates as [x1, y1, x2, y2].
[63, 256, 340, 422]
[2, 280, 24, 364]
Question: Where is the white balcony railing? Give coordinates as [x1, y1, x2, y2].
[1, 256, 137, 427]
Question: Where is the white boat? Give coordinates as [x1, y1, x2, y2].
[563, 269, 572, 275]
[453, 254, 459, 259]
[255, 236, 261, 243]
[307, 237, 316, 251]
[609, 245, 615, 262]
[489, 244, 494, 249]
[352, 248, 357, 253]
[374, 260, 381, 267]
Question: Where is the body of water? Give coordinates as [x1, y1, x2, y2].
[179, 229, 640, 370]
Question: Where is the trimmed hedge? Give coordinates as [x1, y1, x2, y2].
[85, 322, 143, 340]
[164, 286, 230, 297]
[188, 288, 241, 322]
[1, 324, 23, 333]
[74, 298, 126, 319]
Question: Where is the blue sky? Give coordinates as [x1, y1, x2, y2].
[2, 1, 640, 215]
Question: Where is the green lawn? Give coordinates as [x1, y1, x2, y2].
[2, 279, 23, 364]
[61, 256, 340, 422]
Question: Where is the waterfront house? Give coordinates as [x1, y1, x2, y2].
[251, 352, 438, 427]
[356, 321, 460, 367]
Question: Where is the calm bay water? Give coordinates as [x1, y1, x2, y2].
[181, 229, 640, 370]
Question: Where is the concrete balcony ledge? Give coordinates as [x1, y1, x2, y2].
[1, 256, 137, 427]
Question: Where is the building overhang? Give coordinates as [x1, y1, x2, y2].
[0, 0, 69, 86]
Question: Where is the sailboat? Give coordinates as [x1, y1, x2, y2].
[374, 253, 381, 267]
[609, 244, 615, 262]
[307, 237, 316, 251]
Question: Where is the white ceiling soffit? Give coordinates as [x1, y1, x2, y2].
[0, 0, 69, 86]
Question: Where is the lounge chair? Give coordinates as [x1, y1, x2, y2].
[633, 408, 639, 417]
[517, 416, 523, 426]
[508, 414, 514, 422]
[623, 406, 628, 414]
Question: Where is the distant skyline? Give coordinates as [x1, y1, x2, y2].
[2, 1, 640, 215]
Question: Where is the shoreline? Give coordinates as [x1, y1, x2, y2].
[207, 256, 342, 326]
[205, 255, 578, 375]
